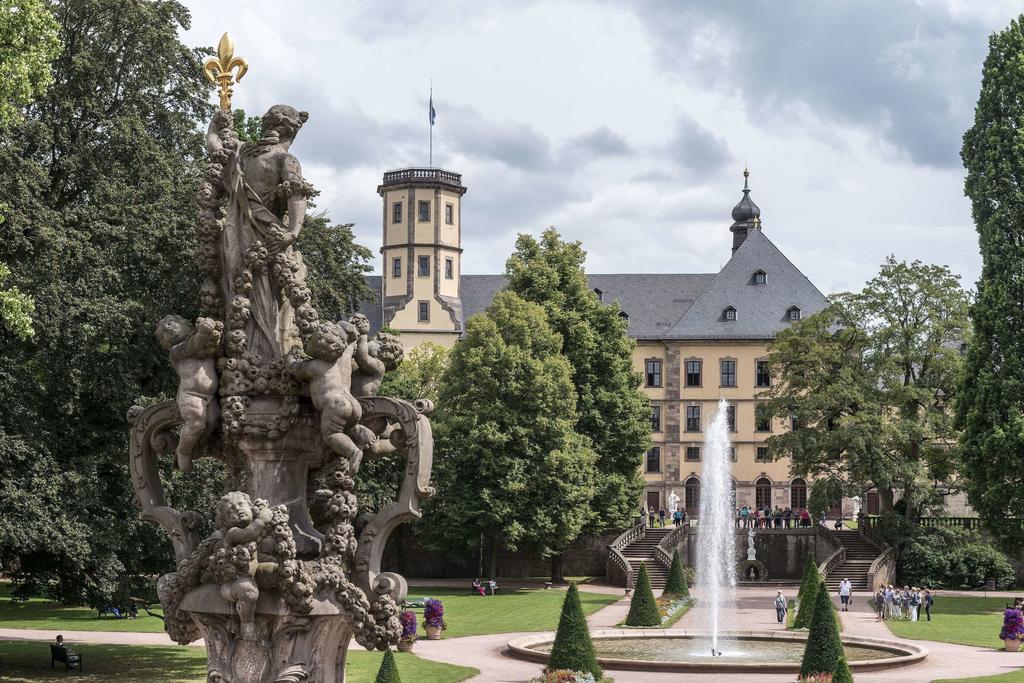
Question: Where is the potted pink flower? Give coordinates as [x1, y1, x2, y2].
[422, 598, 447, 640]
[1000, 608, 1024, 652]
[397, 610, 417, 652]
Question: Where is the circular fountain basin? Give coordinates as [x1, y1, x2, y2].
[507, 629, 928, 674]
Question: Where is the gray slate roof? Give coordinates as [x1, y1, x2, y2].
[359, 229, 827, 341]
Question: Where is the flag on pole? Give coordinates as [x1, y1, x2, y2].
[429, 95, 436, 126]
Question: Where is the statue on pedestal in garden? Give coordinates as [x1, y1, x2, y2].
[128, 33, 433, 683]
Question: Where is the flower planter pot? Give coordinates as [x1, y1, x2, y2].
[1005, 638, 1022, 652]
[397, 639, 415, 652]
[425, 626, 442, 640]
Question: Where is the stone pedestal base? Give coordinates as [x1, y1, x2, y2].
[181, 585, 356, 683]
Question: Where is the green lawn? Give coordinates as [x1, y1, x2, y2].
[934, 671, 1024, 683]
[404, 585, 619, 638]
[0, 641, 477, 682]
[885, 596, 1010, 649]
[0, 581, 617, 639]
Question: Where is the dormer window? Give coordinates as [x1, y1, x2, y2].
[618, 310, 629, 320]
[723, 306, 737, 321]
[788, 306, 801, 321]
[753, 270, 767, 285]
[593, 288, 603, 302]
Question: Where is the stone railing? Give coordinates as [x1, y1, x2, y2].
[814, 523, 846, 579]
[857, 516, 887, 553]
[867, 546, 897, 589]
[654, 524, 688, 569]
[606, 522, 644, 588]
[381, 167, 463, 187]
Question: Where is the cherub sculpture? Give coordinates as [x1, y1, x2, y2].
[210, 492, 273, 641]
[156, 315, 223, 472]
[350, 314, 404, 397]
[287, 321, 363, 467]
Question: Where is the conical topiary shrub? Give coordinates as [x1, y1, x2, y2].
[798, 553, 818, 597]
[547, 582, 602, 680]
[800, 581, 845, 679]
[625, 562, 661, 627]
[374, 648, 401, 683]
[832, 654, 854, 683]
[793, 569, 820, 629]
[663, 549, 689, 596]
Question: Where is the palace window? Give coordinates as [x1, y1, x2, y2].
[392, 257, 401, 278]
[685, 477, 700, 513]
[393, 202, 403, 223]
[685, 446, 701, 462]
[651, 405, 661, 432]
[788, 306, 802, 321]
[756, 360, 771, 387]
[445, 203, 454, 225]
[756, 446, 769, 462]
[418, 200, 430, 221]
[418, 301, 429, 322]
[754, 269, 767, 285]
[724, 306, 737, 321]
[729, 446, 737, 462]
[645, 359, 662, 387]
[756, 478, 772, 509]
[445, 257, 454, 280]
[791, 478, 808, 509]
[593, 288, 603, 302]
[755, 404, 771, 432]
[646, 447, 661, 473]
[685, 405, 701, 432]
[685, 359, 702, 387]
[720, 359, 737, 387]
[726, 403, 736, 432]
[418, 255, 430, 277]
[790, 415, 800, 431]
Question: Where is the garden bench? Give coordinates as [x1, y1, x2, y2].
[50, 644, 82, 672]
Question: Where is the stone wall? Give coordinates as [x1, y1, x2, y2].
[672, 528, 818, 580]
[380, 526, 624, 579]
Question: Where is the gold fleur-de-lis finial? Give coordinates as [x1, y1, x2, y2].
[203, 33, 248, 111]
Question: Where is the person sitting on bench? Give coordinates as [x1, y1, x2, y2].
[487, 578, 499, 596]
[471, 579, 486, 596]
[51, 635, 82, 671]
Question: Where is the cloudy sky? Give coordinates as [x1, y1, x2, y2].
[183, 1, 1024, 295]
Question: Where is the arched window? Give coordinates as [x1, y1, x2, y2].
[753, 269, 767, 285]
[684, 477, 701, 515]
[755, 477, 772, 509]
[791, 478, 807, 509]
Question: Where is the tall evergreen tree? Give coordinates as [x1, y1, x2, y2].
[423, 291, 597, 578]
[800, 585, 844, 678]
[624, 562, 661, 627]
[959, 17, 1024, 547]
[547, 582, 601, 680]
[663, 548, 689, 596]
[793, 568, 820, 629]
[506, 228, 652, 571]
[374, 648, 401, 683]
[798, 554, 818, 598]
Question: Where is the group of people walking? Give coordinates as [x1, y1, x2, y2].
[874, 585, 933, 621]
[737, 505, 812, 528]
[645, 506, 688, 528]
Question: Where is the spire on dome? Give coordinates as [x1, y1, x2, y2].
[729, 168, 762, 254]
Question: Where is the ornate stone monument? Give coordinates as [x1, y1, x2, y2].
[128, 34, 433, 682]
[668, 489, 680, 513]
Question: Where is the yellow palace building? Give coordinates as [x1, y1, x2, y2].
[362, 167, 831, 517]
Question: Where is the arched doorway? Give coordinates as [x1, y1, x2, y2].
[684, 477, 700, 516]
[790, 478, 807, 510]
[755, 477, 772, 509]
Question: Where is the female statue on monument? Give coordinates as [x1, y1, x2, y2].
[206, 105, 313, 362]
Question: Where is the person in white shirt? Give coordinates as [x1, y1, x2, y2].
[774, 590, 787, 624]
[838, 578, 852, 612]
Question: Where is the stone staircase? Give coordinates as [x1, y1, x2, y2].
[620, 527, 672, 589]
[823, 530, 880, 592]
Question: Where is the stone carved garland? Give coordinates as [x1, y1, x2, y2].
[129, 104, 428, 683]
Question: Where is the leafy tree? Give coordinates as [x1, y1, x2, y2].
[624, 562, 660, 627]
[506, 228, 652, 574]
[797, 554, 818, 598]
[0, 262, 32, 338]
[761, 258, 969, 519]
[547, 582, 601, 680]
[800, 583, 844, 678]
[0, 0, 59, 126]
[832, 655, 854, 683]
[958, 17, 1024, 547]
[663, 548, 688, 596]
[373, 648, 401, 683]
[424, 291, 597, 578]
[793, 568, 820, 629]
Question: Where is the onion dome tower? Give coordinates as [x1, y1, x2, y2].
[730, 167, 762, 254]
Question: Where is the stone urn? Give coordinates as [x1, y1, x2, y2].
[425, 626, 442, 640]
[396, 639, 415, 652]
[1005, 638, 1022, 652]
